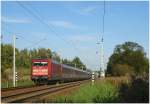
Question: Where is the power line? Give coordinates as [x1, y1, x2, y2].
[102, 0, 106, 34]
[24, 2, 83, 51]
[24, 38, 47, 49]
[2, 28, 34, 43]
[16, 1, 71, 46]
[2, 29, 45, 48]
[16, 1, 89, 65]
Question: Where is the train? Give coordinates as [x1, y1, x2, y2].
[31, 59, 91, 85]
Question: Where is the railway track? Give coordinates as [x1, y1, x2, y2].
[1, 80, 89, 103]
[1, 85, 37, 91]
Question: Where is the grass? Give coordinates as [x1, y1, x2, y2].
[28, 76, 149, 103]
[51, 80, 119, 103]
[1, 80, 34, 88]
[1, 67, 34, 88]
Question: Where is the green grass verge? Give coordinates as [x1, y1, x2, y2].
[1, 80, 34, 88]
[53, 80, 119, 103]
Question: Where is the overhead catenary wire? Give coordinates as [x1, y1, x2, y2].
[24, 38, 47, 49]
[2, 28, 47, 49]
[16, 1, 74, 47]
[103, 0, 106, 34]
[25, 2, 85, 52]
[16, 1, 90, 65]
[2, 29, 33, 44]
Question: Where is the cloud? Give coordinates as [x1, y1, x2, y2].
[66, 6, 97, 16]
[1, 17, 31, 24]
[48, 20, 77, 29]
[80, 6, 97, 15]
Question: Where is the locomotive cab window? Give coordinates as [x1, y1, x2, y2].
[41, 62, 48, 66]
[33, 62, 48, 66]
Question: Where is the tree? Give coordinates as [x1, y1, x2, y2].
[52, 51, 61, 62]
[18, 49, 30, 68]
[106, 41, 149, 76]
[1, 44, 14, 73]
[111, 64, 134, 76]
[62, 57, 87, 70]
[30, 49, 38, 59]
[62, 58, 72, 65]
[37, 48, 52, 59]
[1, 44, 19, 81]
[72, 56, 86, 70]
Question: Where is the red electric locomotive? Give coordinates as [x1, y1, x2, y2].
[31, 59, 91, 85]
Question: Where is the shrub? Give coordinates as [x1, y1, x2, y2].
[119, 75, 149, 103]
[112, 64, 134, 76]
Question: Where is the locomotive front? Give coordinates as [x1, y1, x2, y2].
[31, 59, 50, 84]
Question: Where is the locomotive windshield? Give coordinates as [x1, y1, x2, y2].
[33, 62, 48, 66]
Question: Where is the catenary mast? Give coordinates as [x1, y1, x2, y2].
[100, 37, 105, 77]
[100, 0, 105, 77]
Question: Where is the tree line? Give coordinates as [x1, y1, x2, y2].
[1, 43, 87, 74]
[2, 41, 149, 78]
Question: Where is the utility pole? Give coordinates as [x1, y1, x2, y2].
[97, 37, 105, 77]
[13, 35, 16, 87]
[99, 0, 106, 77]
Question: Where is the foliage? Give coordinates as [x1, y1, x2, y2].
[1, 43, 87, 84]
[53, 81, 119, 103]
[1, 80, 34, 88]
[111, 64, 134, 76]
[31, 76, 148, 103]
[1, 44, 53, 70]
[52, 51, 61, 62]
[72, 57, 86, 70]
[1, 44, 15, 73]
[119, 74, 149, 103]
[2, 68, 13, 82]
[17, 49, 31, 68]
[1, 67, 33, 88]
[37, 48, 52, 59]
[62, 57, 86, 70]
[106, 41, 149, 76]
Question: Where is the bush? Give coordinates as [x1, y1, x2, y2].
[112, 64, 134, 76]
[119, 75, 149, 103]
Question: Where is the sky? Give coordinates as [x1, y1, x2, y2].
[1, 1, 149, 70]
